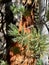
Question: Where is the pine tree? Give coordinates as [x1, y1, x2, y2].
[7, 0, 49, 65]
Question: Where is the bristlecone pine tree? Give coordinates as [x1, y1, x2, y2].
[7, 0, 49, 65]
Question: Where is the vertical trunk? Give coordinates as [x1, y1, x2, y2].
[39, 0, 46, 33]
[39, 0, 46, 21]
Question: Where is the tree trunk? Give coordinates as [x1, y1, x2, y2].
[39, 0, 46, 33]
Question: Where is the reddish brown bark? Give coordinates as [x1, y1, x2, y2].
[9, 13, 35, 65]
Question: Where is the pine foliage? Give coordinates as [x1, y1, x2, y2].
[10, 4, 25, 16]
[7, 23, 49, 58]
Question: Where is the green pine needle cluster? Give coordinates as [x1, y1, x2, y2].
[10, 4, 25, 15]
[10, 3, 32, 17]
[7, 23, 49, 57]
